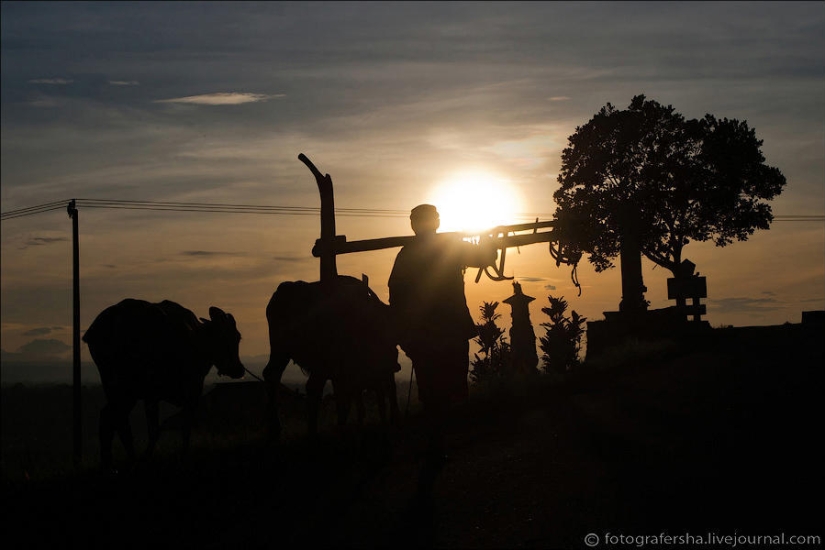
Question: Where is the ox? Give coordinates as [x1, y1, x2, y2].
[83, 299, 245, 470]
[263, 275, 400, 439]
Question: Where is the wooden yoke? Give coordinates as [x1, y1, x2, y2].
[297, 154, 582, 292]
[299, 153, 338, 282]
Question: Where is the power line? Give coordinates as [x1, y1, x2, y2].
[76, 198, 410, 216]
[773, 215, 825, 222]
[2, 199, 824, 222]
[1, 199, 411, 221]
[0, 202, 68, 220]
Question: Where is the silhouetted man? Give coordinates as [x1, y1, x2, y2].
[389, 204, 496, 464]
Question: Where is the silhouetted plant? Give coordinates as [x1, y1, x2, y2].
[539, 295, 586, 374]
[470, 301, 512, 383]
[552, 94, 787, 279]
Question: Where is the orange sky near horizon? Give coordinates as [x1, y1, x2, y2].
[1, 2, 823, 382]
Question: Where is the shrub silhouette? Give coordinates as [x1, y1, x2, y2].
[539, 295, 587, 374]
[470, 301, 513, 383]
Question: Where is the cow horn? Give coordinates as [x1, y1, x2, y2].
[209, 307, 227, 321]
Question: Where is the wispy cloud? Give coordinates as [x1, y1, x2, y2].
[710, 297, 785, 314]
[27, 78, 74, 85]
[17, 338, 71, 356]
[18, 236, 68, 249]
[180, 250, 241, 257]
[25, 94, 60, 108]
[108, 80, 139, 86]
[26, 236, 68, 246]
[154, 92, 284, 105]
[548, 96, 570, 101]
[272, 255, 311, 263]
[23, 327, 57, 337]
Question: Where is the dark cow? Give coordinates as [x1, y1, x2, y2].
[83, 299, 245, 470]
[263, 275, 400, 439]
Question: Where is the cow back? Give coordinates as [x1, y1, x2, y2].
[84, 299, 206, 404]
[267, 276, 397, 380]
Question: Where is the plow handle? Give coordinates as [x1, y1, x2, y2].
[299, 153, 338, 281]
[298, 153, 325, 183]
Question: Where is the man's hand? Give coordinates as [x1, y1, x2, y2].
[478, 237, 498, 267]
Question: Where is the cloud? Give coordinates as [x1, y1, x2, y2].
[27, 78, 74, 85]
[709, 297, 785, 314]
[15, 235, 69, 250]
[108, 80, 140, 86]
[272, 255, 312, 263]
[16, 338, 71, 357]
[180, 250, 241, 257]
[26, 95, 60, 108]
[22, 327, 56, 337]
[154, 92, 284, 105]
[25, 236, 68, 247]
[544, 284, 557, 291]
[548, 96, 570, 101]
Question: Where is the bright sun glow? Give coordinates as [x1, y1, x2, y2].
[429, 170, 523, 233]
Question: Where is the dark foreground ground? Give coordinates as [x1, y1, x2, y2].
[3, 323, 823, 548]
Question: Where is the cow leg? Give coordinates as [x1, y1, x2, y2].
[335, 388, 356, 426]
[375, 386, 387, 424]
[387, 374, 400, 426]
[179, 382, 205, 458]
[306, 373, 326, 436]
[354, 390, 366, 425]
[376, 373, 400, 426]
[144, 399, 160, 459]
[99, 403, 118, 471]
[180, 403, 196, 458]
[332, 378, 360, 428]
[263, 352, 290, 441]
[116, 404, 137, 464]
[100, 397, 137, 470]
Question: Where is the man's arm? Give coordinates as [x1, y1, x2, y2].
[456, 239, 497, 269]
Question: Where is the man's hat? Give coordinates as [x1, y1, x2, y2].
[410, 204, 439, 221]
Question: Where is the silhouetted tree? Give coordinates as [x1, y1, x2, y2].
[470, 301, 512, 382]
[539, 295, 586, 374]
[552, 95, 787, 279]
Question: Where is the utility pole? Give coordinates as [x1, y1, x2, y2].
[67, 199, 81, 466]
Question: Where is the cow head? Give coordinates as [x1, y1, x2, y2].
[364, 297, 402, 376]
[207, 306, 245, 379]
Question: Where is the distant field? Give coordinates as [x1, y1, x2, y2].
[1, 376, 419, 482]
[2, 320, 820, 484]
[0, 357, 309, 387]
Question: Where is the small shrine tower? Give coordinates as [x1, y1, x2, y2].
[503, 281, 539, 375]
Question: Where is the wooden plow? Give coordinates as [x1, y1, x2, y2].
[298, 153, 583, 292]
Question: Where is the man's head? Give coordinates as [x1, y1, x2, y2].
[410, 204, 440, 235]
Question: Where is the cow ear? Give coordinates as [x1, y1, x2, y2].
[209, 307, 227, 322]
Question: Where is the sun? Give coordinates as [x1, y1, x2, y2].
[428, 169, 523, 233]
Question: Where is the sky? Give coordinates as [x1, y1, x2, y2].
[1, 1, 823, 383]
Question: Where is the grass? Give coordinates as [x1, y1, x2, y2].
[3, 323, 822, 549]
[583, 337, 680, 371]
[4, 321, 820, 486]
[1, 378, 423, 485]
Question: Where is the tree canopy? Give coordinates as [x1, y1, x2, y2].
[552, 95, 787, 278]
